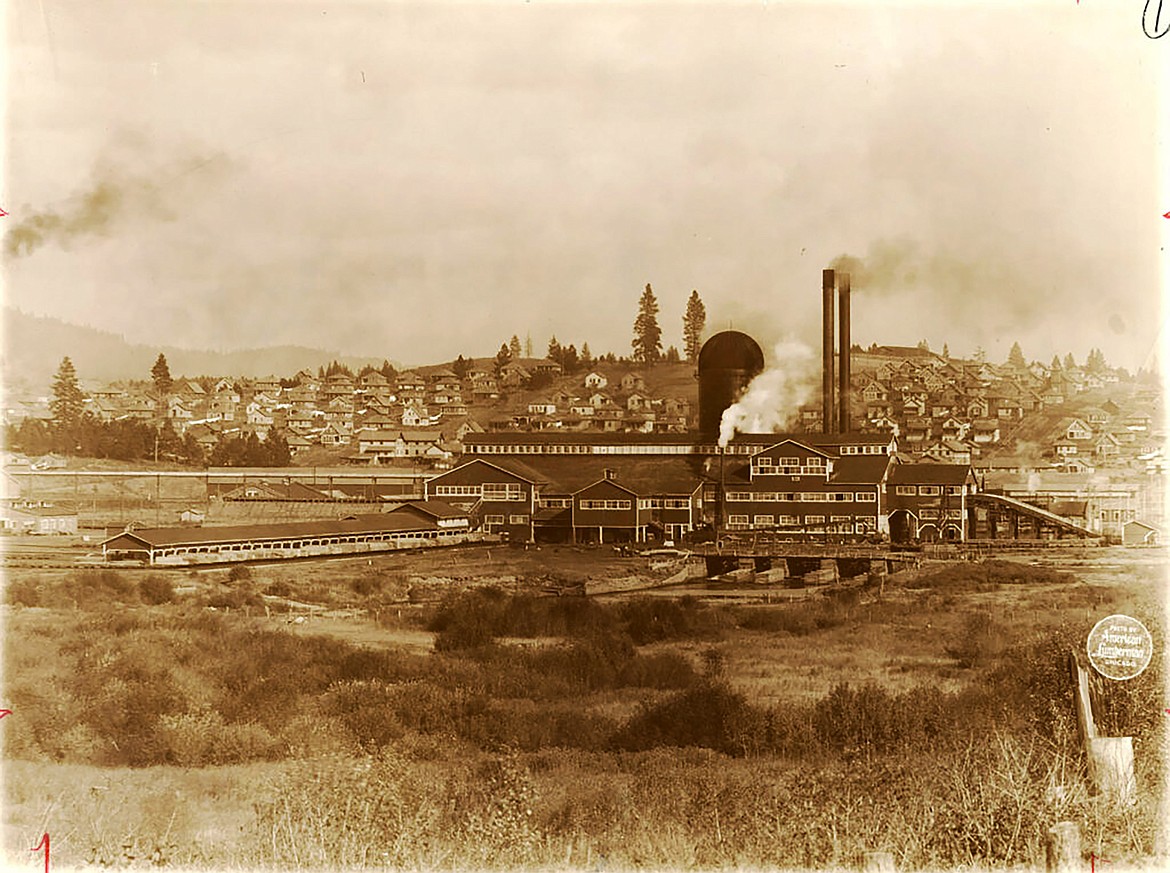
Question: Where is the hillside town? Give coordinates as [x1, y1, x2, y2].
[4, 341, 1161, 474]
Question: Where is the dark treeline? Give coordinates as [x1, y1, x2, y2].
[7, 417, 290, 467]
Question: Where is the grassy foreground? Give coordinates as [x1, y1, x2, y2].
[2, 553, 1167, 870]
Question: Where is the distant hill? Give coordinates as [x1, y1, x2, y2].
[1, 308, 385, 391]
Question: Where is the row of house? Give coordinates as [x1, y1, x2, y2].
[837, 350, 1157, 472]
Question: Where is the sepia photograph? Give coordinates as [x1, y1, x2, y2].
[1, 0, 1166, 870]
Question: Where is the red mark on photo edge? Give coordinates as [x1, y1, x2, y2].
[0, 207, 8, 217]
[1163, 211, 1170, 219]
[31, 833, 49, 873]
[0, 709, 11, 719]
[1091, 851, 1109, 873]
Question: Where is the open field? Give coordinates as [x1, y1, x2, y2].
[2, 546, 1166, 870]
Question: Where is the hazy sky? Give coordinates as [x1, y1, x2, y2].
[3, 1, 1166, 370]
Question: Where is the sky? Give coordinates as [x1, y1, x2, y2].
[2, 0, 1166, 371]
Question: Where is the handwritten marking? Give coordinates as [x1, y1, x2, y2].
[0, 709, 11, 718]
[31, 833, 49, 873]
[1163, 211, 1170, 219]
[1145, 0, 1169, 37]
[1091, 851, 1109, 873]
[0, 207, 7, 217]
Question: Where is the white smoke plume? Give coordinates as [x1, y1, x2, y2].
[718, 339, 817, 446]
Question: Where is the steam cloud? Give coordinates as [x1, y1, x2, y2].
[718, 339, 817, 446]
[2, 156, 194, 259]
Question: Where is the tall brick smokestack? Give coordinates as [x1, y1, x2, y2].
[838, 272, 851, 434]
[822, 268, 836, 434]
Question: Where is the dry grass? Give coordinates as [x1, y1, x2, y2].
[2, 548, 1166, 870]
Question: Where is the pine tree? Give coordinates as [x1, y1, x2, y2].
[1007, 342, 1026, 369]
[1064, 353, 1076, 370]
[664, 345, 681, 364]
[1050, 355, 1062, 372]
[151, 353, 173, 396]
[562, 344, 579, 373]
[524, 333, 533, 358]
[495, 343, 512, 377]
[509, 335, 522, 360]
[682, 290, 706, 363]
[632, 283, 662, 365]
[942, 343, 949, 359]
[51, 357, 85, 432]
[547, 336, 562, 366]
[1086, 348, 1108, 373]
[452, 355, 470, 380]
[580, 343, 593, 366]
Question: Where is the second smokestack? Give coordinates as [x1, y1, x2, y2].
[838, 273, 851, 434]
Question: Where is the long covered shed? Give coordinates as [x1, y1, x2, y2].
[100, 504, 471, 565]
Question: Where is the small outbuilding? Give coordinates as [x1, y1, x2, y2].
[1122, 520, 1160, 546]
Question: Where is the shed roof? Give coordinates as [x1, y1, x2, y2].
[101, 512, 433, 549]
[888, 464, 974, 485]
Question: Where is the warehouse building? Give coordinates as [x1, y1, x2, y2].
[100, 501, 471, 565]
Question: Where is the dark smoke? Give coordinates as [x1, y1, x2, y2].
[5, 165, 176, 259]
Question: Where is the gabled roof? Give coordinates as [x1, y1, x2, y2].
[386, 500, 469, 520]
[574, 476, 639, 497]
[752, 439, 834, 459]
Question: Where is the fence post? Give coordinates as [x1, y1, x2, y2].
[1046, 821, 1080, 873]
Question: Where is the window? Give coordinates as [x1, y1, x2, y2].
[828, 493, 853, 502]
[484, 514, 505, 524]
[725, 492, 754, 502]
[855, 492, 876, 502]
[755, 456, 773, 467]
[754, 515, 774, 526]
[663, 498, 691, 509]
[946, 485, 963, 495]
[579, 499, 632, 510]
[806, 457, 824, 467]
[779, 515, 800, 525]
[896, 486, 916, 496]
[920, 509, 940, 519]
[780, 457, 799, 467]
[509, 515, 529, 525]
[804, 515, 825, 525]
[918, 486, 940, 496]
[538, 497, 571, 509]
[434, 484, 480, 497]
[483, 482, 524, 501]
[727, 514, 750, 528]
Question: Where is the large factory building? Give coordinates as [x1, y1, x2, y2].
[427, 268, 989, 545]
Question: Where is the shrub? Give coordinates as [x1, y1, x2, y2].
[614, 679, 765, 756]
[226, 564, 252, 583]
[945, 611, 1007, 668]
[138, 575, 175, 605]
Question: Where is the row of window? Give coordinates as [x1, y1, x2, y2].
[536, 497, 692, 511]
[725, 491, 877, 502]
[726, 515, 879, 532]
[483, 515, 530, 525]
[153, 529, 445, 555]
[756, 456, 825, 468]
[469, 442, 887, 457]
[579, 499, 633, 510]
[894, 485, 967, 496]
[434, 483, 527, 501]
